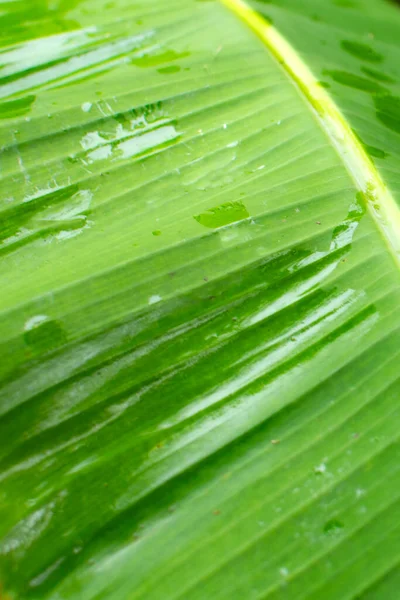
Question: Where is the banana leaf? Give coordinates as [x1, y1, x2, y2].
[0, 0, 400, 598]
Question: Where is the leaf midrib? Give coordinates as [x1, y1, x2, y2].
[220, 0, 400, 270]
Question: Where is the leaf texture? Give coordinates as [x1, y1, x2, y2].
[0, 0, 399, 598]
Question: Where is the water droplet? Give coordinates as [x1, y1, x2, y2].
[323, 70, 384, 93]
[323, 518, 344, 536]
[0, 95, 36, 119]
[80, 131, 106, 150]
[194, 201, 249, 229]
[157, 65, 181, 74]
[314, 462, 327, 474]
[132, 49, 189, 68]
[341, 40, 383, 63]
[148, 295, 162, 305]
[361, 66, 395, 83]
[364, 144, 388, 159]
[24, 316, 66, 354]
[81, 102, 92, 113]
[280, 567, 289, 577]
[374, 94, 400, 134]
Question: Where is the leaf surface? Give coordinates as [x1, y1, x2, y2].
[0, 0, 400, 598]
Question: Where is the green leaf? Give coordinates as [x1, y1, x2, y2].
[0, 0, 399, 598]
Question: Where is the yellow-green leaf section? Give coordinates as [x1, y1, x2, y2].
[0, 0, 399, 599]
[223, 0, 400, 265]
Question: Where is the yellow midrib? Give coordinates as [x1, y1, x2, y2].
[220, 0, 400, 268]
